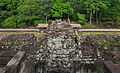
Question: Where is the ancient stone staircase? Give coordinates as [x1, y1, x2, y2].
[0, 51, 16, 67]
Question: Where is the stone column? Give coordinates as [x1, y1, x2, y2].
[80, 65, 84, 73]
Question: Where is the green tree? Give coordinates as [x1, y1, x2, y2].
[17, 0, 43, 26]
[106, 0, 120, 26]
[51, 0, 73, 19]
[81, 0, 109, 24]
[0, 0, 120, 28]
[2, 16, 17, 28]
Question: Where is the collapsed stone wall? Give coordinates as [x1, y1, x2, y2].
[79, 34, 120, 61]
[0, 32, 120, 73]
[33, 32, 120, 73]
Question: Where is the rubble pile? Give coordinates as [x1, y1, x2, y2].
[33, 21, 103, 73]
[35, 32, 78, 72]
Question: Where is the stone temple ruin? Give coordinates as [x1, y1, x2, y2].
[0, 20, 120, 73]
[33, 20, 103, 73]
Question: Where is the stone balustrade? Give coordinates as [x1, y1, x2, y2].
[1, 51, 25, 73]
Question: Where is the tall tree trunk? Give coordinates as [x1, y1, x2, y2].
[99, 12, 101, 25]
[46, 16, 48, 24]
[96, 11, 99, 25]
[89, 11, 92, 24]
[68, 15, 70, 24]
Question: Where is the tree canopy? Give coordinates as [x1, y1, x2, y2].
[0, 0, 120, 28]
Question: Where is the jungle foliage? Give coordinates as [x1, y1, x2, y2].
[0, 0, 120, 28]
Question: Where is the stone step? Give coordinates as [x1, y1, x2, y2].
[0, 51, 16, 67]
[0, 64, 7, 67]
[0, 67, 5, 73]
[0, 57, 12, 65]
[0, 51, 16, 57]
